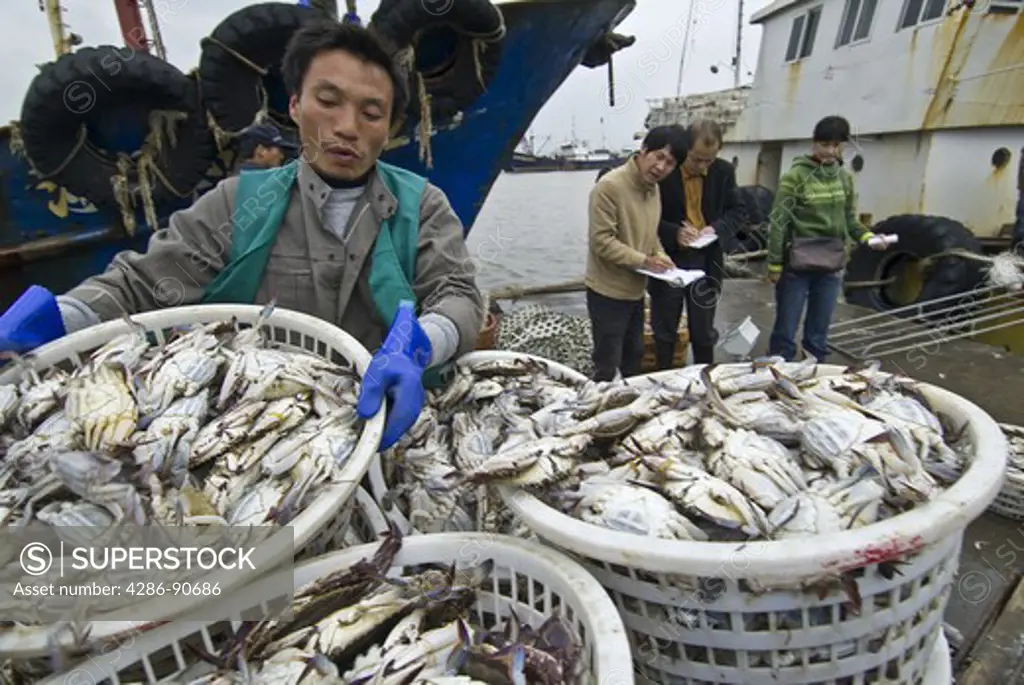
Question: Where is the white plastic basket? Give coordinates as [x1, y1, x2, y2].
[35, 530, 635, 685]
[499, 363, 1006, 684]
[989, 423, 1024, 520]
[922, 630, 952, 685]
[0, 304, 384, 658]
[366, 349, 590, 534]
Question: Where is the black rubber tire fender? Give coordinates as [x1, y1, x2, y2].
[736, 185, 775, 225]
[19, 45, 217, 211]
[371, 0, 504, 122]
[843, 213, 986, 317]
[198, 2, 319, 135]
[733, 184, 775, 252]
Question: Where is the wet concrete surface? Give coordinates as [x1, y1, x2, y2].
[496, 278, 1024, 679]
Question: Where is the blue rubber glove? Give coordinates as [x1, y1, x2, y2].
[0, 285, 66, 354]
[356, 300, 431, 451]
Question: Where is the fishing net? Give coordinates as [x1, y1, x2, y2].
[494, 304, 594, 376]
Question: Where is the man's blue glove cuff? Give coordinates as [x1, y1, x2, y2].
[384, 300, 432, 370]
[0, 285, 66, 353]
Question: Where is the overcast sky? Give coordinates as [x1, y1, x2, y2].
[2, 0, 772, 152]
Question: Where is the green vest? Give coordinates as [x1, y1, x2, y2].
[201, 159, 452, 388]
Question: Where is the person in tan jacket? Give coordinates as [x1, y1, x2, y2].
[585, 125, 690, 381]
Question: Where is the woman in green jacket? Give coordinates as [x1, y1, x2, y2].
[765, 116, 888, 361]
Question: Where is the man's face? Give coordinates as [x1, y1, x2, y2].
[255, 144, 286, 167]
[684, 138, 719, 175]
[635, 145, 678, 185]
[812, 140, 844, 164]
[289, 49, 393, 180]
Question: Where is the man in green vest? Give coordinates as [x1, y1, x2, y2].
[0, 21, 485, 450]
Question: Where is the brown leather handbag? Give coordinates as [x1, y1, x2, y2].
[787, 236, 846, 272]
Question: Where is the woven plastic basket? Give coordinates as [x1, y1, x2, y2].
[0, 304, 384, 658]
[989, 423, 1024, 520]
[34, 531, 635, 685]
[498, 363, 1006, 684]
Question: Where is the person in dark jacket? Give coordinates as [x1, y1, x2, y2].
[235, 124, 300, 171]
[648, 119, 747, 368]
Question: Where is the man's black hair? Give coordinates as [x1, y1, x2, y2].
[641, 125, 691, 163]
[812, 116, 851, 143]
[282, 20, 409, 124]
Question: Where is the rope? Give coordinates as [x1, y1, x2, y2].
[198, 35, 272, 151]
[472, 39, 485, 90]
[919, 247, 1001, 267]
[111, 154, 136, 237]
[199, 36, 268, 76]
[416, 69, 433, 168]
[105, 109, 193, 236]
[18, 125, 89, 179]
[8, 121, 25, 159]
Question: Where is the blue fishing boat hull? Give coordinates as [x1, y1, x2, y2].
[0, 0, 635, 309]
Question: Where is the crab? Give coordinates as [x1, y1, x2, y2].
[21, 450, 146, 525]
[555, 391, 666, 440]
[131, 388, 210, 479]
[137, 331, 224, 415]
[217, 347, 344, 409]
[260, 411, 359, 478]
[571, 473, 708, 540]
[0, 383, 19, 432]
[189, 400, 269, 466]
[466, 434, 592, 487]
[704, 427, 807, 511]
[636, 454, 771, 537]
[17, 366, 70, 430]
[768, 467, 886, 539]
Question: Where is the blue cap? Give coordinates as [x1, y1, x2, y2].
[241, 124, 299, 150]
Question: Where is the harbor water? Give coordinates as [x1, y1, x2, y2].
[467, 169, 602, 318]
[467, 170, 596, 294]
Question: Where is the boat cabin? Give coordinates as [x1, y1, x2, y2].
[659, 0, 1023, 240]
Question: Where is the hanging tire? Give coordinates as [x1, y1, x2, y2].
[370, 0, 505, 123]
[198, 2, 319, 136]
[733, 185, 774, 253]
[19, 45, 217, 216]
[843, 214, 986, 319]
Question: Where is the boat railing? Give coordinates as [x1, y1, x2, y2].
[828, 284, 1024, 359]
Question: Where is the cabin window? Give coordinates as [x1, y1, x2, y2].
[837, 0, 878, 46]
[987, 0, 1022, 13]
[785, 6, 822, 61]
[898, 0, 946, 29]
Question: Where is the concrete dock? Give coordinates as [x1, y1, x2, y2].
[498, 278, 1024, 682]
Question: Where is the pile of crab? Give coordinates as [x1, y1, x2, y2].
[1001, 424, 1024, 474]
[0, 304, 365, 532]
[145, 524, 584, 685]
[381, 355, 970, 546]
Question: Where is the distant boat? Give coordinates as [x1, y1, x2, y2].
[505, 137, 629, 173]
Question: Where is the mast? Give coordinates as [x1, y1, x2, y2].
[40, 0, 76, 57]
[734, 0, 743, 87]
[140, 0, 166, 60]
[112, 0, 149, 53]
[675, 0, 697, 96]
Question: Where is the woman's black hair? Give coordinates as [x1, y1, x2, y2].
[641, 125, 691, 163]
[812, 116, 851, 143]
